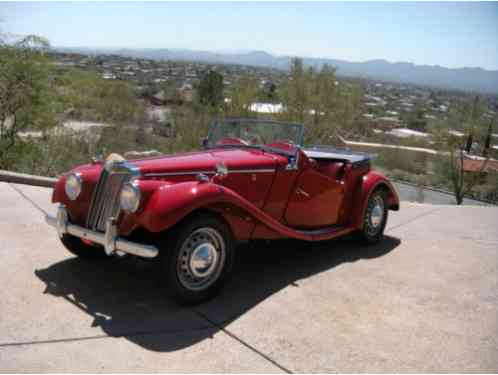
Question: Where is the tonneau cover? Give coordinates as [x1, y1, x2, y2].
[303, 146, 373, 165]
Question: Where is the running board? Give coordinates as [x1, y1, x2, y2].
[294, 225, 356, 241]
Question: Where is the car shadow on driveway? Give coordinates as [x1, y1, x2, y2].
[34, 235, 400, 352]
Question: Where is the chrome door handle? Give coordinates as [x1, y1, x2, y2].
[296, 188, 309, 197]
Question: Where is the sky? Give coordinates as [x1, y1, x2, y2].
[1, 1, 498, 70]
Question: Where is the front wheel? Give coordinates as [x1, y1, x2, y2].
[158, 214, 235, 305]
[358, 190, 388, 245]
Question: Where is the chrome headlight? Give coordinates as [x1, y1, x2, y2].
[120, 181, 141, 213]
[65, 173, 82, 201]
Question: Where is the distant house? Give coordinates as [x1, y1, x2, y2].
[177, 83, 194, 103]
[386, 128, 430, 139]
[374, 117, 401, 130]
[102, 72, 116, 80]
[249, 102, 284, 114]
[462, 155, 498, 175]
[448, 129, 465, 137]
[400, 101, 414, 108]
[151, 90, 167, 105]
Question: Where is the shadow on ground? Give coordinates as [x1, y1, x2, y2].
[35, 235, 400, 352]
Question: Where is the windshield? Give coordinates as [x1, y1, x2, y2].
[207, 119, 304, 150]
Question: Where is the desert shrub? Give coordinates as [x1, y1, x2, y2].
[4, 133, 92, 177]
[472, 174, 498, 202]
[374, 148, 426, 175]
[54, 69, 142, 124]
[383, 169, 425, 185]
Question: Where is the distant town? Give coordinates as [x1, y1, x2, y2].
[48, 50, 498, 152]
[3, 42, 497, 204]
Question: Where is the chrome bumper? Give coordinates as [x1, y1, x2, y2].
[45, 204, 159, 258]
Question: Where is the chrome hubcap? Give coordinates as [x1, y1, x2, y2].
[189, 243, 218, 278]
[367, 196, 384, 235]
[177, 227, 225, 292]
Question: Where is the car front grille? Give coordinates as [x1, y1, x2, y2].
[86, 167, 133, 232]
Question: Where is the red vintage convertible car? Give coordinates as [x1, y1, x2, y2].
[46, 118, 399, 304]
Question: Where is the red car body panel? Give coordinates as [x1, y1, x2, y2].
[285, 166, 345, 227]
[52, 143, 399, 243]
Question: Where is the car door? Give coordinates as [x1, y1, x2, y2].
[284, 161, 345, 228]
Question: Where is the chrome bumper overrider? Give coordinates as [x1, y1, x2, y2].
[45, 204, 159, 258]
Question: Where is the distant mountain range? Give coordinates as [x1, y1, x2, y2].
[56, 47, 498, 94]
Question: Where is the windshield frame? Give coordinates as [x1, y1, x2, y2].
[206, 118, 305, 154]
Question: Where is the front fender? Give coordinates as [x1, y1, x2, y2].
[125, 180, 283, 235]
[121, 180, 325, 241]
[352, 171, 400, 230]
[136, 181, 225, 233]
[52, 166, 101, 227]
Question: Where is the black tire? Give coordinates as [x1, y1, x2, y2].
[358, 189, 388, 245]
[158, 214, 235, 305]
[60, 234, 107, 259]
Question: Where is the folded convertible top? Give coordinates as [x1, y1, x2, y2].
[303, 145, 373, 166]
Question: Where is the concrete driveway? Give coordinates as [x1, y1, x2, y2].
[0, 182, 496, 372]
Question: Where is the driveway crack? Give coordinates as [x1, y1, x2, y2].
[193, 309, 293, 374]
[387, 206, 443, 233]
[8, 183, 48, 216]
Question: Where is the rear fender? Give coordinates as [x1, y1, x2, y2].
[352, 171, 400, 230]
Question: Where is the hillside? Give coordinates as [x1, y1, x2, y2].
[56, 47, 498, 94]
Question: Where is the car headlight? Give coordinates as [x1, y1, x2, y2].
[65, 173, 82, 201]
[120, 181, 141, 213]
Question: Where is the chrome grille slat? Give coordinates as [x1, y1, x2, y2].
[86, 169, 108, 230]
[87, 168, 132, 232]
[98, 176, 112, 230]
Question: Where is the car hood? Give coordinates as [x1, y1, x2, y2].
[128, 148, 284, 176]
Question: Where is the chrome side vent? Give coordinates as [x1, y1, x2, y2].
[86, 168, 132, 232]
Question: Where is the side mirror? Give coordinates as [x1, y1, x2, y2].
[201, 137, 209, 149]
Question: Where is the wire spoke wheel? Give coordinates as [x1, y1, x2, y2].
[176, 227, 226, 292]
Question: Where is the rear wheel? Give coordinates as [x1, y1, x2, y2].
[358, 190, 388, 245]
[158, 214, 235, 305]
[60, 234, 107, 259]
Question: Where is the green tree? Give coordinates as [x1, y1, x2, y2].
[55, 69, 140, 124]
[0, 34, 57, 169]
[226, 76, 259, 117]
[406, 104, 427, 132]
[198, 70, 223, 108]
[333, 82, 363, 138]
[311, 64, 337, 122]
[279, 58, 311, 123]
[279, 58, 363, 144]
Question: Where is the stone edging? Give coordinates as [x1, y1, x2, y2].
[0, 170, 57, 188]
